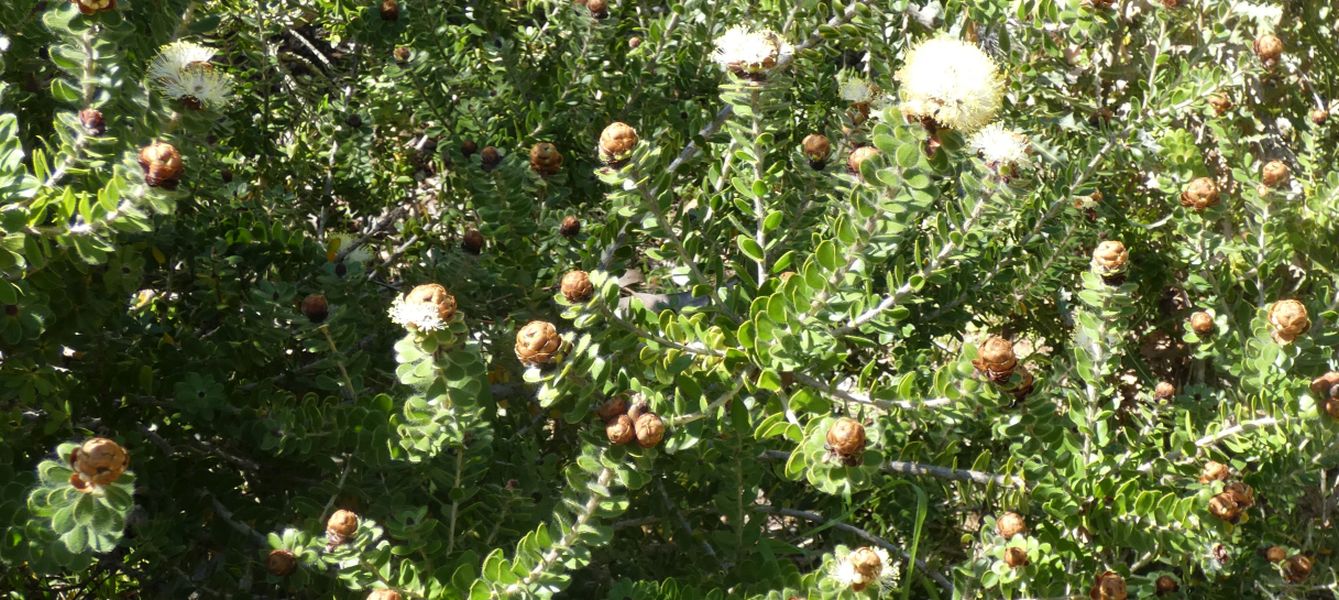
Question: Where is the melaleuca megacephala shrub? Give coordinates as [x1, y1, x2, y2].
[2, 0, 1339, 598]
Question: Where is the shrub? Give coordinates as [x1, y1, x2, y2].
[2, 0, 1338, 598]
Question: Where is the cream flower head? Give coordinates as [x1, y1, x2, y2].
[387, 295, 447, 332]
[970, 123, 1031, 170]
[156, 64, 235, 110]
[828, 546, 900, 591]
[838, 72, 879, 104]
[712, 27, 793, 77]
[148, 41, 217, 81]
[896, 35, 1003, 132]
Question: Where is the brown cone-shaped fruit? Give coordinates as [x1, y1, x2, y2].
[1155, 575, 1178, 595]
[1261, 160, 1290, 188]
[139, 141, 184, 189]
[1179, 177, 1219, 211]
[1208, 94, 1232, 115]
[71, 437, 130, 487]
[1254, 34, 1283, 64]
[1265, 546, 1287, 563]
[529, 142, 563, 176]
[267, 549, 297, 576]
[634, 413, 665, 448]
[1003, 547, 1029, 568]
[825, 417, 866, 457]
[1225, 481, 1255, 508]
[973, 336, 1018, 382]
[1091, 241, 1128, 276]
[300, 294, 329, 324]
[559, 215, 581, 237]
[480, 146, 502, 171]
[515, 321, 564, 367]
[606, 414, 635, 445]
[1208, 493, 1241, 523]
[847, 546, 883, 588]
[462, 229, 484, 254]
[379, 0, 399, 20]
[996, 511, 1026, 539]
[847, 146, 880, 178]
[1268, 299, 1310, 344]
[802, 133, 831, 169]
[407, 284, 457, 322]
[599, 122, 638, 163]
[560, 270, 594, 303]
[79, 108, 106, 136]
[367, 591, 402, 600]
[595, 394, 629, 421]
[1090, 571, 1127, 600]
[1200, 460, 1230, 483]
[1154, 381, 1175, 400]
[1189, 311, 1214, 335]
[326, 509, 359, 545]
[1284, 554, 1312, 582]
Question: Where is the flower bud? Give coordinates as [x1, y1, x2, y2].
[972, 336, 1017, 383]
[847, 146, 880, 178]
[1208, 492, 1241, 523]
[1090, 571, 1126, 600]
[1179, 177, 1219, 211]
[1284, 554, 1312, 582]
[599, 122, 638, 164]
[326, 509, 359, 545]
[267, 549, 297, 576]
[70, 437, 130, 487]
[367, 591, 402, 600]
[1208, 94, 1232, 116]
[1312, 109, 1329, 125]
[480, 146, 502, 171]
[595, 394, 629, 421]
[1189, 311, 1214, 335]
[1003, 546, 1029, 568]
[559, 215, 581, 237]
[138, 141, 184, 189]
[461, 140, 478, 156]
[515, 321, 565, 367]
[560, 270, 594, 303]
[407, 284, 457, 322]
[1265, 546, 1287, 563]
[634, 413, 665, 448]
[824, 417, 866, 460]
[1199, 461, 1230, 483]
[79, 108, 106, 136]
[1268, 299, 1310, 344]
[996, 511, 1026, 539]
[801, 133, 831, 169]
[72, 0, 116, 15]
[379, 0, 399, 20]
[1154, 575, 1178, 595]
[1254, 34, 1283, 65]
[1261, 160, 1290, 188]
[1154, 381, 1175, 400]
[1090, 240, 1128, 278]
[462, 229, 484, 255]
[301, 293, 329, 323]
[606, 414, 635, 445]
[585, 0, 608, 18]
[628, 37, 641, 49]
[529, 142, 563, 176]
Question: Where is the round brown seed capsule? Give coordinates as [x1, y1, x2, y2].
[825, 417, 866, 458]
[973, 336, 1018, 382]
[560, 270, 594, 303]
[529, 142, 563, 176]
[1091, 240, 1128, 276]
[1003, 547, 1029, 568]
[1254, 34, 1283, 64]
[79, 108, 106, 136]
[480, 146, 502, 171]
[996, 511, 1026, 539]
[1312, 109, 1329, 125]
[801, 133, 831, 169]
[71, 437, 130, 487]
[139, 141, 184, 189]
[326, 509, 359, 545]
[1154, 381, 1175, 400]
[379, 0, 399, 20]
[72, 0, 116, 15]
[847, 146, 880, 178]
[367, 591, 402, 600]
[1268, 299, 1310, 344]
[461, 229, 484, 254]
[1284, 554, 1312, 583]
[1200, 461, 1230, 483]
[301, 293, 329, 323]
[515, 321, 564, 366]
[594, 394, 629, 421]
[406, 283, 458, 323]
[559, 215, 581, 237]
[1180, 177, 1219, 211]
[628, 37, 641, 48]
[267, 549, 297, 577]
[634, 413, 665, 448]
[461, 140, 478, 156]
[1261, 160, 1290, 188]
[1154, 575, 1178, 595]
[1208, 492, 1241, 523]
[1189, 311, 1214, 335]
[393, 46, 410, 63]
[606, 414, 635, 445]
[1265, 546, 1287, 563]
[586, 0, 608, 17]
[1225, 481, 1254, 508]
[1090, 571, 1127, 600]
[599, 122, 639, 164]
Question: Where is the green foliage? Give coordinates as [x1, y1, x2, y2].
[3, 0, 1339, 598]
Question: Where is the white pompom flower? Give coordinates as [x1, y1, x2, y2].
[148, 41, 218, 81]
[712, 27, 793, 77]
[388, 295, 447, 332]
[156, 64, 235, 110]
[830, 560, 863, 587]
[969, 123, 1031, 171]
[896, 35, 1003, 132]
[838, 72, 879, 104]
